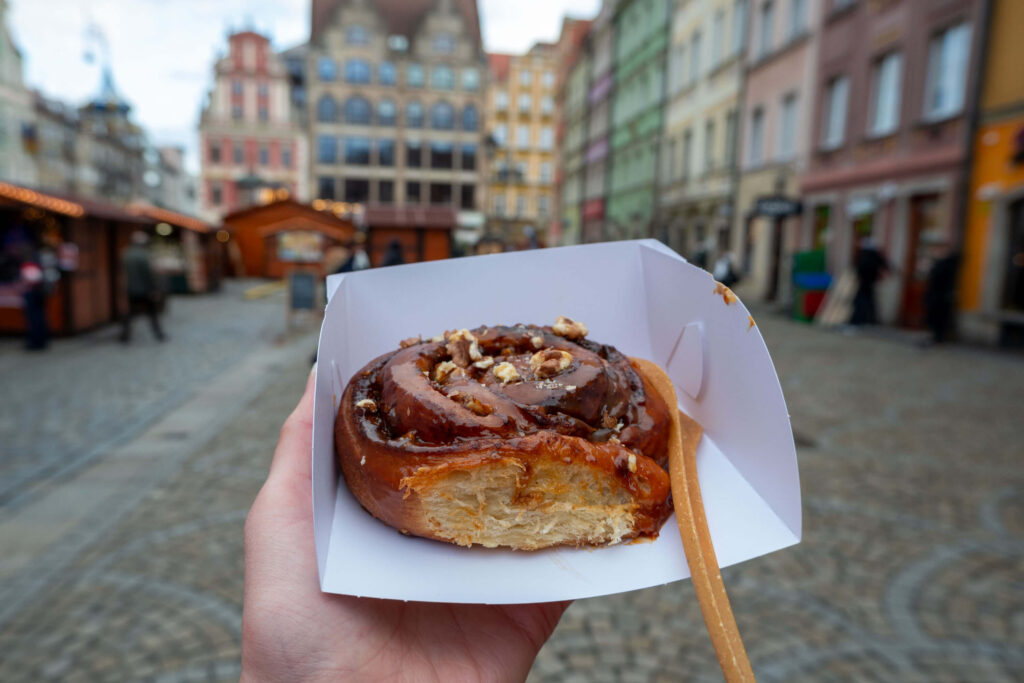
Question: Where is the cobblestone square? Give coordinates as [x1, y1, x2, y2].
[0, 290, 1022, 681]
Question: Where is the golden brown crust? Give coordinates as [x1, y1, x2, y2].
[335, 324, 679, 550]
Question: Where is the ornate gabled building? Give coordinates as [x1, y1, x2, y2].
[308, 0, 486, 252]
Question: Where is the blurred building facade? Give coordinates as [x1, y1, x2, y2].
[606, 0, 670, 240]
[960, 0, 1024, 345]
[800, 0, 987, 328]
[0, 0, 36, 188]
[580, 1, 617, 244]
[552, 17, 593, 246]
[733, 0, 822, 302]
[484, 44, 558, 244]
[199, 30, 308, 222]
[308, 0, 486, 248]
[660, 0, 748, 263]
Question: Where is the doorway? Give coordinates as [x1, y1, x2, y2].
[900, 194, 940, 329]
[1000, 197, 1024, 345]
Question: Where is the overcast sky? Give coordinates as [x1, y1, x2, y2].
[8, 0, 599, 174]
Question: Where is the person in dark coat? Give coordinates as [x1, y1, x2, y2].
[924, 245, 960, 344]
[120, 231, 166, 343]
[850, 237, 889, 326]
[20, 256, 49, 351]
[380, 239, 405, 267]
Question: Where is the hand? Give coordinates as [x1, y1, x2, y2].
[242, 368, 570, 682]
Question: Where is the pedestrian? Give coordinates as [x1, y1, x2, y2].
[923, 239, 960, 345]
[380, 239, 405, 267]
[850, 236, 888, 326]
[336, 234, 370, 273]
[712, 252, 739, 288]
[120, 230, 166, 343]
[20, 254, 50, 351]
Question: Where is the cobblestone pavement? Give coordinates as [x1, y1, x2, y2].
[0, 297, 1022, 681]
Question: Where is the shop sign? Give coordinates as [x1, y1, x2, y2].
[754, 196, 802, 218]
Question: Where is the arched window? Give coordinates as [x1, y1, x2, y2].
[344, 96, 372, 125]
[461, 104, 478, 131]
[345, 59, 372, 84]
[378, 99, 396, 126]
[406, 101, 423, 128]
[317, 57, 336, 82]
[431, 101, 454, 130]
[316, 94, 337, 122]
[378, 62, 397, 86]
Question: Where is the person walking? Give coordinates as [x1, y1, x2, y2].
[850, 237, 889, 326]
[120, 231, 166, 343]
[20, 255, 49, 351]
[380, 239, 405, 267]
[923, 241, 960, 345]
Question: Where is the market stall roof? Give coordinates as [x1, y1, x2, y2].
[363, 204, 456, 230]
[0, 181, 150, 223]
[128, 202, 211, 233]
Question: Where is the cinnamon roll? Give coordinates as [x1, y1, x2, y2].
[335, 317, 674, 549]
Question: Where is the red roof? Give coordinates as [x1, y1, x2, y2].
[312, 0, 482, 49]
[487, 53, 512, 82]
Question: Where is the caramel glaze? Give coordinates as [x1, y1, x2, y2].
[336, 324, 674, 541]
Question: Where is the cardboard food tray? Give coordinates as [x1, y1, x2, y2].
[312, 240, 801, 604]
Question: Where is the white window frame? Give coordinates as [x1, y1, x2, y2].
[821, 76, 849, 150]
[868, 52, 903, 137]
[923, 22, 971, 122]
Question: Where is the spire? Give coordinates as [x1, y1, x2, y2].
[93, 64, 131, 114]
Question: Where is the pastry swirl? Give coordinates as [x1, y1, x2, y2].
[335, 320, 673, 549]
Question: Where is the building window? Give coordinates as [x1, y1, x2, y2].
[258, 106, 269, 122]
[234, 141, 244, 164]
[822, 76, 849, 149]
[733, 0, 749, 55]
[758, 1, 774, 58]
[682, 129, 693, 178]
[542, 71, 555, 88]
[406, 141, 422, 167]
[869, 52, 903, 136]
[345, 137, 371, 165]
[406, 101, 423, 128]
[462, 68, 480, 91]
[378, 180, 394, 204]
[377, 139, 395, 166]
[690, 31, 702, 83]
[493, 123, 508, 146]
[258, 82, 269, 97]
[318, 57, 337, 81]
[541, 96, 554, 115]
[431, 102, 454, 129]
[317, 94, 337, 122]
[460, 185, 475, 210]
[494, 194, 506, 215]
[516, 195, 527, 216]
[209, 141, 221, 163]
[317, 135, 337, 164]
[539, 162, 552, 183]
[430, 142, 453, 169]
[407, 63, 424, 87]
[345, 96, 372, 124]
[259, 143, 269, 166]
[406, 181, 421, 203]
[519, 69, 532, 86]
[430, 183, 453, 205]
[460, 143, 476, 170]
[712, 9, 725, 67]
[281, 145, 292, 168]
[232, 104, 243, 120]
[344, 179, 369, 203]
[539, 127, 553, 150]
[433, 33, 455, 53]
[232, 79, 243, 95]
[788, 0, 806, 39]
[345, 59, 372, 84]
[346, 25, 369, 45]
[778, 93, 798, 160]
[461, 104, 479, 131]
[317, 177, 335, 200]
[725, 109, 738, 169]
[518, 94, 532, 113]
[516, 125, 530, 149]
[210, 181, 222, 205]
[378, 99, 397, 126]
[538, 195, 549, 216]
[515, 161, 528, 181]
[495, 90, 508, 111]
[924, 22, 971, 121]
[749, 107, 764, 166]
[379, 62, 397, 85]
[431, 66, 454, 90]
[704, 120, 715, 172]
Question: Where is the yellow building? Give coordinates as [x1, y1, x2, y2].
[485, 45, 558, 245]
[959, 0, 1024, 345]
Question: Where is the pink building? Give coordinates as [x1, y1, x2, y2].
[198, 31, 308, 222]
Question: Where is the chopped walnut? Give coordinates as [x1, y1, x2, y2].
[602, 412, 618, 430]
[448, 391, 493, 416]
[430, 334, 445, 343]
[552, 315, 588, 340]
[531, 348, 572, 378]
[493, 362, 520, 384]
[530, 335, 544, 349]
[434, 360, 459, 382]
[355, 398, 377, 411]
[446, 328, 482, 368]
[473, 356, 495, 370]
[399, 336, 422, 348]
